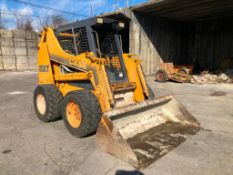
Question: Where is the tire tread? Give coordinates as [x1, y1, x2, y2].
[34, 85, 63, 122]
[62, 90, 102, 137]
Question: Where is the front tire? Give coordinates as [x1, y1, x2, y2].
[62, 90, 102, 138]
[33, 85, 63, 122]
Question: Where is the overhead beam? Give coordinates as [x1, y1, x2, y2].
[132, 0, 233, 21]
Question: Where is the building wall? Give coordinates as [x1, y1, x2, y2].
[129, 12, 186, 75]
[129, 11, 233, 74]
[0, 30, 38, 71]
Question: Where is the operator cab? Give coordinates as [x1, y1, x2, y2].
[55, 17, 127, 84]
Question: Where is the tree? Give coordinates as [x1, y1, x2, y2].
[24, 17, 33, 31]
[15, 14, 34, 31]
[39, 14, 68, 30]
[50, 15, 67, 28]
[0, 12, 8, 29]
[39, 15, 50, 29]
[0, 19, 7, 29]
[15, 15, 23, 29]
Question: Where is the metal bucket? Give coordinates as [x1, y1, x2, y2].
[96, 95, 200, 169]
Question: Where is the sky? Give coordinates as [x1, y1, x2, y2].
[0, 0, 148, 30]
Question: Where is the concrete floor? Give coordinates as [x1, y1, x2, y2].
[0, 71, 232, 175]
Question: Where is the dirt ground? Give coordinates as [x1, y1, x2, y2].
[0, 71, 232, 175]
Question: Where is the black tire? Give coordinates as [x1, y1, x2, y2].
[33, 85, 63, 122]
[62, 90, 102, 138]
[155, 69, 168, 82]
[178, 67, 190, 75]
[148, 86, 155, 99]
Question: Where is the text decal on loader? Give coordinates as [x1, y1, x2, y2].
[39, 65, 49, 72]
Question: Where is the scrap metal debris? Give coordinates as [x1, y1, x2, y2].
[170, 72, 191, 83]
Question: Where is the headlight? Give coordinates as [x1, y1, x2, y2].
[119, 72, 123, 78]
[118, 22, 125, 28]
[97, 18, 103, 24]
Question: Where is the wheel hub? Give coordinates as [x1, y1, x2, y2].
[66, 101, 81, 128]
[158, 73, 164, 80]
[36, 94, 46, 115]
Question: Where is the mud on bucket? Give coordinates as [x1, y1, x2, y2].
[96, 95, 200, 169]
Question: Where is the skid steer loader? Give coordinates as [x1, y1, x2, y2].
[34, 17, 200, 168]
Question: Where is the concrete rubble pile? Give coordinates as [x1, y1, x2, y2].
[191, 70, 233, 84]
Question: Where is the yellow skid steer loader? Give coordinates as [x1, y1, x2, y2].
[34, 17, 200, 168]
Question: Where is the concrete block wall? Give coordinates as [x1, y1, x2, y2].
[0, 29, 38, 71]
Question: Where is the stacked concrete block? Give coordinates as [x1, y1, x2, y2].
[0, 29, 13, 38]
[28, 56, 37, 70]
[13, 30, 28, 70]
[0, 30, 5, 69]
[0, 29, 38, 71]
[0, 54, 3, 70]
[27, 39, 38, 70]
[0, 31, 16, 70]
[25, 30, 38, 70]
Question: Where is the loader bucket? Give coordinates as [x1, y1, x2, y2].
[96, 95, 200, 169]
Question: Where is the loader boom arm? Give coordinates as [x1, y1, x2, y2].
[35, 17, 200, 169]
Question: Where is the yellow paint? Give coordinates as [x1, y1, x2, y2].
[66, 101, 82, 128]
[54, 72, 91, 81]
[37, 27, 151, 113]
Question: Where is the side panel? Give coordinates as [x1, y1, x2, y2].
[123, 54, 145, 102]
[38, 43, 55, 85]
[58, 83, 83, 96]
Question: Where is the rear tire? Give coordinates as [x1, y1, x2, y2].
[33, 85, 63, 122]
[62, 90, 102, 138]
[155, 69, 168, 82]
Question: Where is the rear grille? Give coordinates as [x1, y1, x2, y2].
[57, 27, 90, 55]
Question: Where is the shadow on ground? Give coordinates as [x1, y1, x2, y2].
[115, 170, 144, 175]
